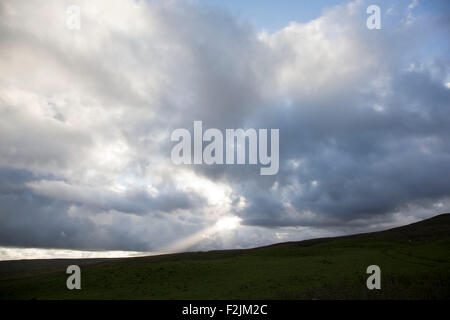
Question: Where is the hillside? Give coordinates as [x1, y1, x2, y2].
[0, 214, 449, 299]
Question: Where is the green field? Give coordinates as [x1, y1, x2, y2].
[1, 214, 449, 300]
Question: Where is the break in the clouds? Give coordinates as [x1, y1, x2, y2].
[0, 0, 449, 258]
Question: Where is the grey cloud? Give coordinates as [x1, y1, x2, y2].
[0, 167, 207, 251]
[27, 179, 206, 215]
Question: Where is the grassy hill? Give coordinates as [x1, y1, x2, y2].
[1, 214, 449, 300]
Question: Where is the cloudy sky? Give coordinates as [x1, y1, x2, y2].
[0, 0, 449, 260]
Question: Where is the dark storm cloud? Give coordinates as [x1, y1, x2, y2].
[0, 196, 158, 251]
[0, 167, 207, 250]
[165, 0, 450, 228]
[233, 65, 450, 227]
[27, 179, 206, 215]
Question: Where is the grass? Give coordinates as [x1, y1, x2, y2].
[0, 214, 449, 300]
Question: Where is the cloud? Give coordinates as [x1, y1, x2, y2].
[0, 0, 449, 254]
[27, 179, 206, 215]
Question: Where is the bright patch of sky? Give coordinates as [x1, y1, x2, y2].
[0, 247, 156, 261]
[196, 0, 343, 31]
[195, 0, 449, 33]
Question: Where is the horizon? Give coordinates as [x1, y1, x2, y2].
[1, 212, 448, 261]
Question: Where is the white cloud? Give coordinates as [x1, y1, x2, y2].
[0, 246, 154, 261]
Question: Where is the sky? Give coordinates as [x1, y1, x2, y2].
[0, 0, 449, 260]
[196, 0, 344, 31]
